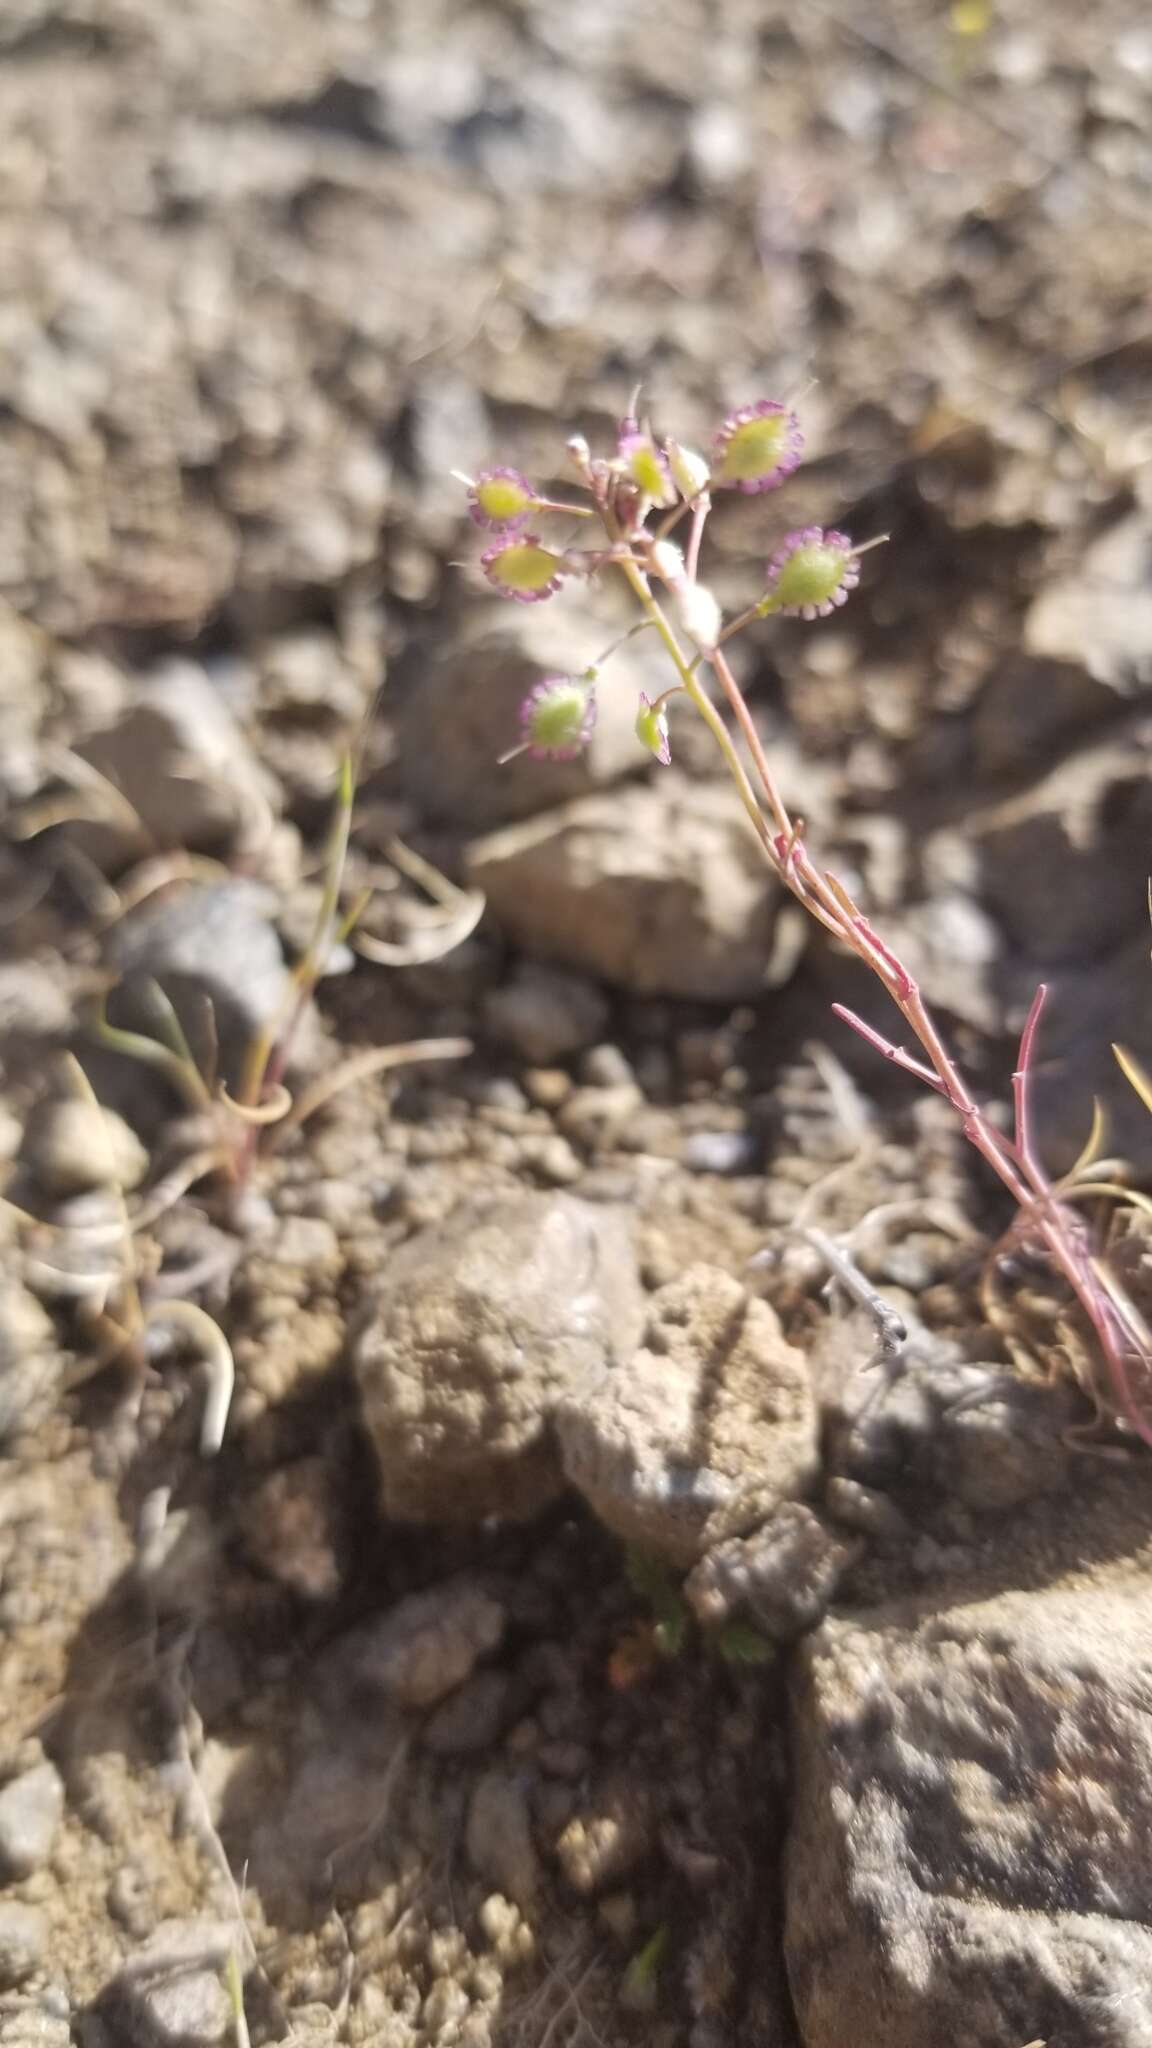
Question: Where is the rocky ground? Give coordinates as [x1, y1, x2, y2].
[2, 1, 1152, 2044]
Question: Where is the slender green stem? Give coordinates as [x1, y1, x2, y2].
[612, 556, 776, 857]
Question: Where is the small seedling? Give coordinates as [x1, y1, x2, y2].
[620, 1924, 669, 2014]
[15, 748, 471, 1455]
[89, 752, 471, 1207]
[619, 1549, 773, 1672]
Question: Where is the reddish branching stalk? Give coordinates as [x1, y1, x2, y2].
[703, 635, 1152, 1446]
[464, 405, 1152, 1446]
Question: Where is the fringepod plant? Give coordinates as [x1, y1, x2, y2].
[457, 396, 1152, 1447]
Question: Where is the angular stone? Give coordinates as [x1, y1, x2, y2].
[0, 1285, 59, 1445]
[787, 1509, 1152, 2048]
[556, 1266, 818, 1566]
[109, 1919, 235, 2048]
[972, 742, 1152, 967]
[352, 1579, 505, 1709]
[468, 779, 787, 1000]
[1023, 515, 1152, 692]
[355, 1190, 643, 1522]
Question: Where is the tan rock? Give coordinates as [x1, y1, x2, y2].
[355, 1190, 644, 1522]
[555, 1264, 818, 1565]
[467, 778, 788, 1000]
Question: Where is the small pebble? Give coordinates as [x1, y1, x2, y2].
[22, 1099, 147, 1198]
[466, 1772, 541, 1910]
[0, 1764, 64, 1881]
[421, 1980, 470, 2034]
[522, 1068, 573, 1109]
[130, 1969, 231, 2048]
[354, 1581, 506, 1709]
[108, 1919, 235, 2048]
[579, 1044, 635, 1089]
[423, 1672, 513, 1755]
[0, 1903, 48, 1988]
[682, 1129, 757, 1175]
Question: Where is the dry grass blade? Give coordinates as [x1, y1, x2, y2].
[354, 887, 485, 966]
[12, 742, 153, 846]
[217, 1081, 293, 1126]
[1066, 1095, 1108, 1181]
[1059, 1183, 1152, 1223]
[355, 834, 486, 966]
[279, 1036, 472, 1133]
[1113, 1042, 1152, 1119]
[142, 1297, 235, 1454]
[237, 751, 356, 1111]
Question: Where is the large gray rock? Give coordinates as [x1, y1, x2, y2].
[107, 878, 305, 1084]
[467, 777, 789, 1000]
[355, 1190, 644, 1522]
[787, 1508, 1152, 2048]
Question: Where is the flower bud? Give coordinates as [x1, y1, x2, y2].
[635, 692, 672, 767]
[762, 527, 860, 619]
[712, 400, 803, 494]
[666, 439, 711, 500]
[670, 580, 722, 653]
[618, 430, 677, 508]
[481, 534, 566, 603]
[518, 674, 597, 760]
[649, 539, 685, 583]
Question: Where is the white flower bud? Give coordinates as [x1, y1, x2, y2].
[666, 439, 711, 500]
[649, 539, 685, 583]
[671, 580, 723, 652]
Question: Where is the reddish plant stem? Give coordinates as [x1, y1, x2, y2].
[704, 645, 1152, 1443]
[611, 488, 1151, 1442]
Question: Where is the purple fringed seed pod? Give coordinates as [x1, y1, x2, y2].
[481, 534, 567, 602]
[764, 527, 860, 619]
[519, 674, 597, 760]
[467, 467, 538, 529]
[711, 400, 803, 494]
